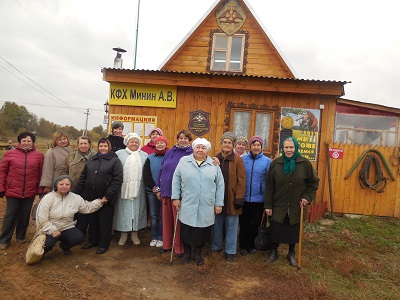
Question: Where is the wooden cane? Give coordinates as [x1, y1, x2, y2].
[297, 205, 304, 270]
[168, 208, 179, 266]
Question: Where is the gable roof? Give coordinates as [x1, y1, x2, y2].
[159, 0, 295, 78]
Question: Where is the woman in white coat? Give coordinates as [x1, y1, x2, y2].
[114, 133, 148, 246]
[172, 138, 224, 266]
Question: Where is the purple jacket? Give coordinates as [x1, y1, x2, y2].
[156, 146, 193, 197]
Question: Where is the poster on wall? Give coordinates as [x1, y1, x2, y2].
[280, 107, 321, 161]
[109, 114, 157, 145]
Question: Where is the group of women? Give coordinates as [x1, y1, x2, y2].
[0, 123, 319, 268]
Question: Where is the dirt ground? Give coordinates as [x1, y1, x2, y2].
[0, 198, 348, 300]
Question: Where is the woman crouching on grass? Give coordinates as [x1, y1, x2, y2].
[36, 175, 107, 256]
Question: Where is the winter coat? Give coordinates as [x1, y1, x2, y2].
[215, 151, 246, 215]
[172, 154, 225, 228]
[264, 156, 319, 225]
[40, 146, 72, 188]
[141, 141, 156, 155]
[36, 191, 103, 235]
[73, 151, 123, 205]
[242, 152, 272, 203]
[156, 146, 193, 197]
[143, 152, 164, 192]
[107, 134, 125, 153]
[0, 144, 44, 198]
[59, 148, 96, 187]
[114, 149, 148, 231]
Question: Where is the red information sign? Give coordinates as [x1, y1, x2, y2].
[329, 148, 344, 159]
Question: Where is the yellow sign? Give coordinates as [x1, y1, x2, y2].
[109, 83, 177, 108]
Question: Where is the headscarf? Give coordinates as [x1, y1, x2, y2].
[192, 138, 211, 151]
[97, 138, 112, 158]
[282, 137, 301, 175]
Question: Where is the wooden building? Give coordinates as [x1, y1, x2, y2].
[102, 0, 400, 218]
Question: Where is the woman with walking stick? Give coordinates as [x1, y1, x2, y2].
[264, 137, 319, 267]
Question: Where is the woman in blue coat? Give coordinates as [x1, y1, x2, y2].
[172, 138, 224, 266]
[239, 136, 271, 255]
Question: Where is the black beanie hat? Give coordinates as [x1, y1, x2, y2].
[17, 132, 36, 144]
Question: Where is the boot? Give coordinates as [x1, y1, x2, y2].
[131, 231, 140, 245]
[118, 232, 128, 246]
[268, 248, 279, 263]
[286, 252, 297, 267]
[182, 244, 191, 265]
[194, 245, 204, 266]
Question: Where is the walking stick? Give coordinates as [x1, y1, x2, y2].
[168, 208, 179, 266]
[297, 205, 304, 270]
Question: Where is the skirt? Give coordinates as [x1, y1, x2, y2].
[270, 214, 300, 244]
[180, 223, 212, 246]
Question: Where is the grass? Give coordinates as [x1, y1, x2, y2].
[175, 215, 400, 300]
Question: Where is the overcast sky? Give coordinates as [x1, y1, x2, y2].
[0, 0, 399, 131]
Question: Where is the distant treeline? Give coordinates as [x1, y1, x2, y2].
[0, 101, 106, 141]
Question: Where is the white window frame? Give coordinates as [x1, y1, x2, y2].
[210, 33, 245, 72]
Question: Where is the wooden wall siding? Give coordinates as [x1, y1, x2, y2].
[161, 1, 294, 78]
[321, 143, 400, 218]
[108, 86, 330, 156]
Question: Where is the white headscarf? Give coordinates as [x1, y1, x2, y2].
[192, 138, 211, 151]
[124, 132, 142, 148]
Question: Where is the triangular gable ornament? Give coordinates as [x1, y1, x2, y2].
[216, 0, 247, 36]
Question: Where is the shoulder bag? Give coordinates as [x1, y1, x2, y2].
[25, 221, 47, 265]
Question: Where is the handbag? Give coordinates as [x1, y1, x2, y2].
[25, 221, 47, 265]
[254, 213, 273, 251]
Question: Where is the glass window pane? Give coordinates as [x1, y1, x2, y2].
[255, 113, 271, 149]
[215, 35, 228, 49]
[336, 113, 397, 131]
[336, 112, 398, 146]
[229, 61, 241, 71]
[231, 36, 243, 60]
[334, 130, 347, 144]
[233, 111, 250, 138]
[385, 132, 396, 147]
[213, 51, 226, 69]
[229, 36, 243, 71]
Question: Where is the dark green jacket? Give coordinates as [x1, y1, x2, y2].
[264, 156, 319, 225]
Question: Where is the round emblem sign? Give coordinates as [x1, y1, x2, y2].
[281, 116, 294, 129]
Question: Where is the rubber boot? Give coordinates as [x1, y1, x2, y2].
[194, 245, 204, 266]
[286, 251, 297, 267]
[268, 248, 279, 263]
[182, 243, 191, 265]
[131, 231, 140, 245]
[118, 232, 128, 246]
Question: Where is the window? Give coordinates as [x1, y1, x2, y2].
[334, 113, 398, 146]
[225, 102, 280, 157]
[232, 110, 272, 151]
[209, 32, 246, 72]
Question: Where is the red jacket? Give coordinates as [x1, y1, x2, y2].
[0, 144, 44, 198]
